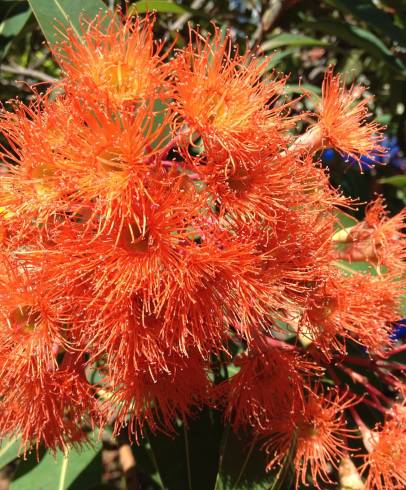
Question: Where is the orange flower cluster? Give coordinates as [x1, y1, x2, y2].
[0, 12, 405, 488]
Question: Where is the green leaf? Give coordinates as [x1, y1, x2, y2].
[334, 210, 358, 229]
[146, 408, 222, 490]
[380, 175, 406, 188]
[215, 430, 270, 490]
[131, 441, 163, 487]
[0, 7, 31, 60]
[261, 33, 329, 52]
[11, 439, 103, 490]
[333, 260, 378, 276]
[266, 48, 297, 69]
[151, 98, 171, 145]
[0, 437, 21, 469]
[10, 447, 46, 482]
[129, 1, 191, 15]
[0, 8, 31, 37]
[284, 83, 321, 95]
[27, 0, 106, 46]
[303, 20, 406, 75]
[326, 0, 406, 48]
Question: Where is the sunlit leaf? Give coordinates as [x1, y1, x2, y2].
[27, 0, 106, 46]
[129, 1, 191, 15]
[11, 437, 103, 490]
[261, 33, 329, 52]
[0, 436, 21, 469]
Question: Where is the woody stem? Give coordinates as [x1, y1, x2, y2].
[287, 125, 323, 155]
[383, 343, 406, 358]
[337, 364, 392, 405]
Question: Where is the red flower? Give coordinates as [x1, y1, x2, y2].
[102, 349, 210, 439]
[360, 407, 406, 490]
[221, 346, 319, 431]
[262, 386, 356, 489]
[0, 354, 99, 454]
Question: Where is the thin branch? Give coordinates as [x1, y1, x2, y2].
[232, 434, 258, 490]
[183, 417, 193, 490]
[169, 0, 205, 32]
[0, 64, 56, 83]
[252, 0, 284, 47]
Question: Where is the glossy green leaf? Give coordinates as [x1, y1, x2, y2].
[27, 0, 106, 46]
[129, 1, 191, 15]
[261, 33, 329, 52]
[326, 0, 406, 48]
[11, 440, 103, 490]
[0, 437, 21, 469]
[303, 20, 406, 75]
[334, 210, 358, 229]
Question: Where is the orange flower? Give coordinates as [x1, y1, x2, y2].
[299, 270, 401, 355]
[56, 12, 169, 106]
[1, 94, 174, 241]
[0, 260, 65, 378]
[246, 206, 340, 326]
[337, 197, 406, 274]
[161, 242, 264, 350]
[0, 94, 77, 224]
[47, 99, 173, 236]
[312, 68, 384, 166]
[0, 9, 405, 477]
[190, 149, 341, 224]
[41, 215, 266, 357]
[171, 27, 290, 157]
[30, 176, 204, 313]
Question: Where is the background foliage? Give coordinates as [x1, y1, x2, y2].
[0, 1, 405, 489]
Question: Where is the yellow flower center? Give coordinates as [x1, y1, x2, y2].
[97, 148, 126, 173]
[104, 62, 132, 90]
[10, 305, 41, 332]
[100, 60, 147, 101]
[31, 163, 56, 196]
